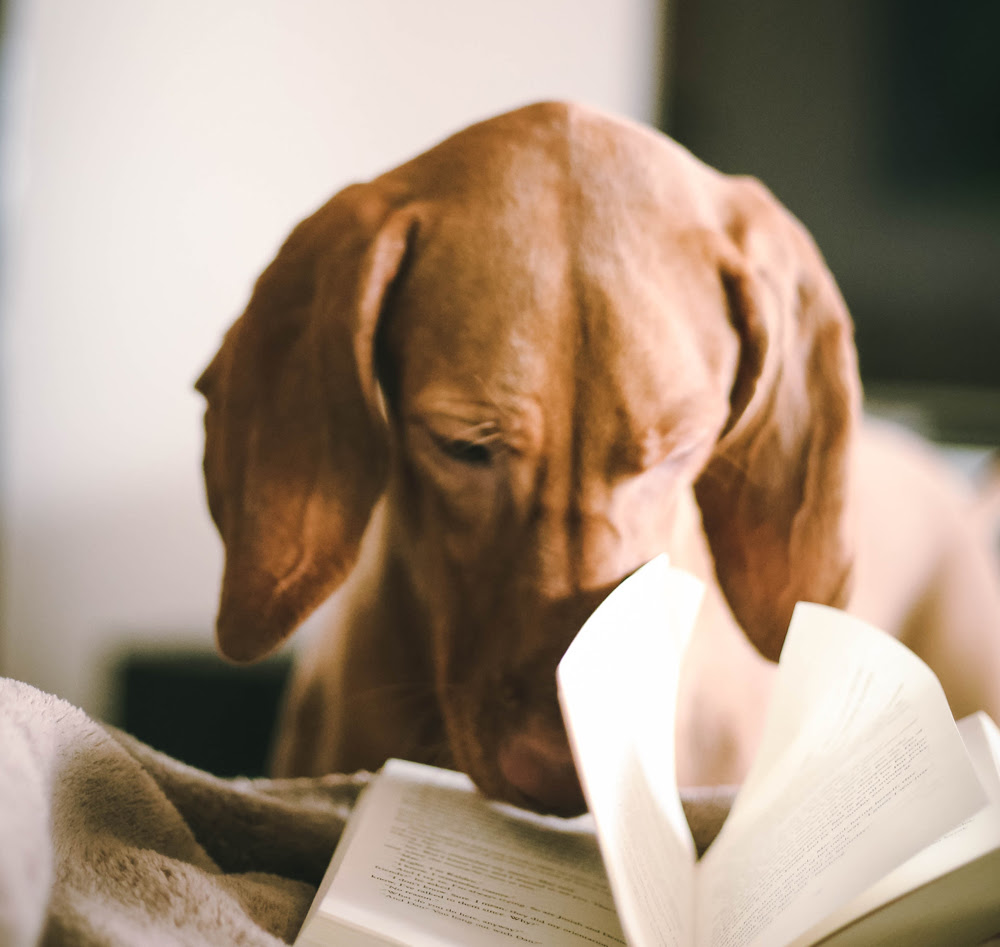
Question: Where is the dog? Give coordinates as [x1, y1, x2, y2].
[196, 102, 1000, 815]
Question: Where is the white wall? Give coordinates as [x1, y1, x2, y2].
[0, 0, 664, 718]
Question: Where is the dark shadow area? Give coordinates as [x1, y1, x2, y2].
[663, 0, 999, 443]
[110, 648, 292, 778]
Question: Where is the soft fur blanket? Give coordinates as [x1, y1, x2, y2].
[0, 678, 735, 946]
[0, 677, 363, 946]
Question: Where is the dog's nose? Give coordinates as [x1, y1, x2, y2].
[498, 728, 587, 816]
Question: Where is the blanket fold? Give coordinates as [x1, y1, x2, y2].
[0, 677, 737, 946]
[1, 678, 365, 947]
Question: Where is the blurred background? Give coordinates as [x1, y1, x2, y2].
[1, 0, 996, 777]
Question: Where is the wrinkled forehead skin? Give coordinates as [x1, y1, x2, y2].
[378, 102, 740, 504]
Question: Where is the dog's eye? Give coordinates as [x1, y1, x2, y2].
[434, 434, 494, 466]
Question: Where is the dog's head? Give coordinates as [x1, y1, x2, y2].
[196, 102, 859, 812]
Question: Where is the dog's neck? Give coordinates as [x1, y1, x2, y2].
[291, 501, 448, 772]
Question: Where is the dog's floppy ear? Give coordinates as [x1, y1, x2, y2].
[195, 185, 417, 662]
[695, 177, 861, 661]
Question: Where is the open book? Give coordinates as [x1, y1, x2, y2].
[295, 556, 1000, 947]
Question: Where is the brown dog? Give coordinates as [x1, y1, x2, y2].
[196, 102, 1000, 815]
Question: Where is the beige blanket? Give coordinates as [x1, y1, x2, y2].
[0, 678, 736, 946]
[0, 677, 365, 946]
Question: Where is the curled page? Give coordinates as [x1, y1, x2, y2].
[558, 555, 704, 947]
[697, 603, 989, 947]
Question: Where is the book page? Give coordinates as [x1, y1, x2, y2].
[314, 759, 624, 947]
[696, 604, 989, 947]
[792, 711, 1000, 946]
[557, 555, 702, 947]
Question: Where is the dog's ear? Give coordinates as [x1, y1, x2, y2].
[695, 177, 861, 661]
[195, 185, 417, 662]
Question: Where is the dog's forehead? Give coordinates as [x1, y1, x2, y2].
[392, 224, 735, 451]
[382, 102, 739, 441]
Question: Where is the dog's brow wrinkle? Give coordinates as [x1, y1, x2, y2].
[636, 429, 670, 468]
[412, 394, 545, 454]
[614, 416, 705, 474]
[456, 420, 501, 442]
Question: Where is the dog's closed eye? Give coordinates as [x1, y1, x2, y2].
[429, 423, 501, 467]
[409, 414, 508, 483]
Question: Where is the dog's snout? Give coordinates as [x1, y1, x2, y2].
[497, 726, 586, 816]
[485, 671, 587, 815]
